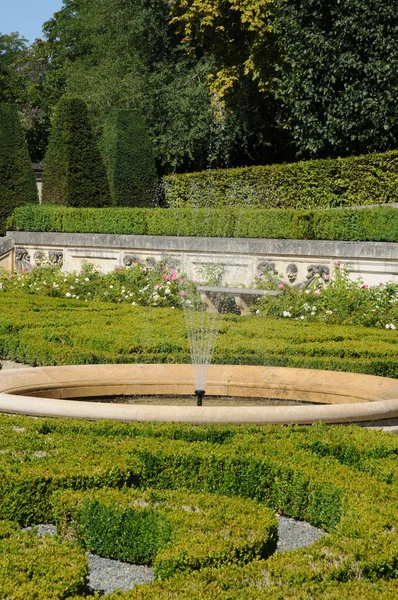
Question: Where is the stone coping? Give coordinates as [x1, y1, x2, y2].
[1, 364, 398, 425]
[7, 231, 398, 259]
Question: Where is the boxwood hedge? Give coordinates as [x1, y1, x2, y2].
[6, 204, 398, 242]
[163, 149, 398, 210]
[0, 294, 398, 376]
[0, 415, 396, 598]
[52, 488, 277, 579]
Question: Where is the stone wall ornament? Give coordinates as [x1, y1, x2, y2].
[257, 261, 278, 278]
[123, 254, 138, 267]
[48, 250, 63, 268]
[286, 263, 298, 284]
[293, 264, 330, 289]
[15, 247, 32, 273]
[33, 250, 45, 265]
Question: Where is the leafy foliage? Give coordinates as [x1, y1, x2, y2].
[7, 203, 398, 242]
[41, 96, 111, 207]
[275, 0, 398, 157]
[164, 149, 398, 208]
[101, 109, 158, 207]
[0, 260, 195, 309]
[0, 103, 38, 234]
[0, 414, 397, 597]
[255, 263, 398, 329]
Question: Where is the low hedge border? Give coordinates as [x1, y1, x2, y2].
[0, 415, 397, 598]
[52, 488, 278, 579]
[6, 204, 398, 242]
[0, 519, 89, 599]
[163, 149, 398, 210]
[0, 294, 398, 377]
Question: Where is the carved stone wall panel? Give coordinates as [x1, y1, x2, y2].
[6, 232, 398, 286]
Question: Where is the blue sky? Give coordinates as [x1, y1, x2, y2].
[2, 0, 64, 43]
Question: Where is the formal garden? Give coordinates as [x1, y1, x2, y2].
[1, 0, 398, 598]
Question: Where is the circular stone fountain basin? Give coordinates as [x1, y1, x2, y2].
[1, 364, 398, 425]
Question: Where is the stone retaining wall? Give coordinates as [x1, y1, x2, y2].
[2, 231, 398, 287]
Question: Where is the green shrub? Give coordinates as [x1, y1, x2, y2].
[0, 415, 397, 598]
[7, 204, 398, 242]
[52, 488, 277, 579]
[255, 264, 398, 329]
[0, 294, 397, 374]
[101, 109, 158, 207]
[0, 104, 38, 235]
[41, 96, 111, 207]
[164, 150, 398, 209]
[0, 520, 89, 599]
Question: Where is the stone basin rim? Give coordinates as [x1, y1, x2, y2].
[0, 364, 397, 425]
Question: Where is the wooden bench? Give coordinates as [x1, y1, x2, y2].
[197, 286, 282, 315]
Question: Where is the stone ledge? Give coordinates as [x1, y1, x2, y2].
[7, 231, 398, 259]
[1, 364, 397, 425]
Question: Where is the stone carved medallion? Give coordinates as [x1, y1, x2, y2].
[15, 247, 32, 273]
[48, 251, 63, 268]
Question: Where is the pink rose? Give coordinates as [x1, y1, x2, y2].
[361, 284, 368, 289]
[298, 289, 303, 293]
[314, 289, 320, 295]
[163, 274, 170, 280]
[334, 261, 341, 267]
[278, 283, 284, 289]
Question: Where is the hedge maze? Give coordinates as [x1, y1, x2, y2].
[0, 415, 397, 598]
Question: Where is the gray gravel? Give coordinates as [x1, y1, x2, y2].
[23, 517, 325, 595]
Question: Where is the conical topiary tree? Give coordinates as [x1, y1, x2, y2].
[0, 103, 38, 234]
[42, 96, 111, 207]
[101, 109, 158, 207]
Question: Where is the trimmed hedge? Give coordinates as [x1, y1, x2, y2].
[163, 149, 398, 209]
[0, 294, 398, 376]
[41, 97, 111, 207]
[7, 204, 398, 242]
[0, 519, 88, 599]
[52, 488, 277, 579]
[0, 104, 38, 235]
[101, 109, 158, 207]
[0, 415, 397, 598]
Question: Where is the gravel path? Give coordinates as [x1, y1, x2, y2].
[25, 518, 325, 595]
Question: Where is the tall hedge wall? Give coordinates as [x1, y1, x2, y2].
[7, 204, 398, 242]
[163, 150, 398, 209]
[101, 109, 158, 207]
[41, 96, 111, 207]
[0, 104, 38, 235]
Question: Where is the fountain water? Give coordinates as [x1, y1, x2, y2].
[182, 291, 222, 406]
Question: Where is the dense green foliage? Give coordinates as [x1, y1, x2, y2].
[0, 103, 38, 234]
[0, 261, 193, 309]
[0, 520, 88, 599]
[8, 202, 398, 242]
[256, 264, 398, 329]
[38, 0, 271, 173]
[164, 149, 398, 209]
[0, 294, 397, 376]
[53, 488, 277, 578]
[0, 415, 397, 597]
[41, 96, 111, 207]
[275, 0, 398, 158]
[101, 109, 158, 207]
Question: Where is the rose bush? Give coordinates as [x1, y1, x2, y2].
[0, 259, 196, 309]
[255, 264, 398, 329]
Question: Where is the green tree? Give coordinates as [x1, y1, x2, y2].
[0, 32, 28, 103]
[101, 109, 158, 207]
[274, 0, 398, 157]
[0, 103, 38, 234]
[42, 96, 111, 207]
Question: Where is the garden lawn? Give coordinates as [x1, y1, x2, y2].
[0, 293, 397, 377]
